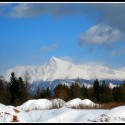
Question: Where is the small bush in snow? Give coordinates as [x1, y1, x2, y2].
[70, 104, 102, 109]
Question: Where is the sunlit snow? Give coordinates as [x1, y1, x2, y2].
[0, 98, 125, 123]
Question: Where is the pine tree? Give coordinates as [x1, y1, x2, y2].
[35, 85, 41, 99]
[4, 84, 11, 105]
[69, 79, 83, 100]
[23, 71, 32, 100]
[81, 84, 89, 99]
[46, 87, 51, 99]
[8, 72, 20, 106]
[112, 84, 125, 102]
[93, 79, 100, 102]
[40, 87, 47, 98]
[0, 76, 6, 104]
[54, 84, 69, 101]
[99, 80, 113, 103]
[113, 85, 119, 102]
[18, 77, 28, 104]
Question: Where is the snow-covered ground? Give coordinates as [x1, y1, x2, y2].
[0, 98, 125, 123]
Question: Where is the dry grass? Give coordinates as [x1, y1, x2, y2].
[51, 102, 63, 109]
[51, 104, 61, 109]
[68, 102, 125, 109]
[13, 108, 20, 113]
[22, 102, 125, 111]
[70, 104, 101, 109]
[100, 102, 125, 109]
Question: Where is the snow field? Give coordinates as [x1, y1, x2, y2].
[0, 98, 125, 123]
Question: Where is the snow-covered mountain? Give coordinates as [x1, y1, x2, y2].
[4, 56, 125, 83]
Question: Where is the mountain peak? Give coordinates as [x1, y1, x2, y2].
[4, 56, 125, 82]
[50, 56, 62, 62]
[51, 56, 58, 60]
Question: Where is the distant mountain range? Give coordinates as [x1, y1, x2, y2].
[4, 56, 125, 92]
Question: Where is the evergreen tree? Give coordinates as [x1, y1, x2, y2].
[18, 77, 28, 104]
[99, 81, 113, 103]
[87, 86, 94, 101]
[113, 85, 119, 102]
[24, 71, 31, 100]
[8, 72, 20, 106]
[4, 83, 11, 105]
[35, 85, 41, 99]
[69, 79, 83, 100]
[0, 76, 6, 104]
[54, 84, 69, 101]
[46, 87, 51, 99]
[81, 84, 89, 99]
[93, 79, 100, 102]
[40, 87, 46, 98]
[119, 84, 125, 102]
[113, 84, 125, 102]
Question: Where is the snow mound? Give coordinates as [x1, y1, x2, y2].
[0, 103, 6, 110]
[21, 100, 36, 106]
[105, 106, 125, 122]
[51, 98, 66, 108]
[1, 100, 125, 122]
[91, 106, 125, 122]
[65, 98, 82, 108]
[17, 98, 100, 111]
[18, 99, 53, 111]
[65, 98, 98, 108]
[81, 99, 96, 106]
[31, 99, 53, 110]
[17, 100, 36, 111]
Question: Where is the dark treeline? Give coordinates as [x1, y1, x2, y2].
[0, 72, 31, 106]
[0, 72, 125, 106]
[54, 79, 125, 103]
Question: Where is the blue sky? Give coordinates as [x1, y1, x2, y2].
[0, 3, 125, 74]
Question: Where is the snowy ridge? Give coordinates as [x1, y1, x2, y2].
[4, 56, 125, 84]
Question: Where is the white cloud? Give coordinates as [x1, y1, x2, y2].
[1, 3, 125, 32]
[10, 3, 32, 18]
[80, 24, 123, 46]
[9, 3, 76, 18]
[84, 3, 125, 31]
